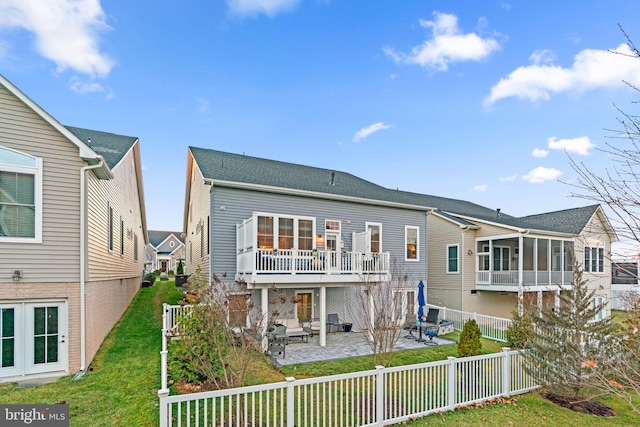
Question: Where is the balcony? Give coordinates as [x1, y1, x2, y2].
[476, 270, 573, 292]
[237, 248, 390, 284]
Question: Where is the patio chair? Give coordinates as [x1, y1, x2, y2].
[327, 313, 341, 333]
[403, 322, 418, 339]
[423, 323, 439, 346]
[422, 308, 439, 326]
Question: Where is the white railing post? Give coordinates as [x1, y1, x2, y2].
[375, 365, 385, 425]
[158, 389, 169, 427]
[502, 347, 511, 397]
[447, 356, 456, 410]
[286, 377, 295, 427]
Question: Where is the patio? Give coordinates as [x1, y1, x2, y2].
[271, 330, 456, 366]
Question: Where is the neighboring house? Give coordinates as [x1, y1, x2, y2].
[425, 204, 617, 319]
[0, 75, 147, 382]
[183, 147, 431, 346]
[611, 259, 639, 310]
[184, 147, 617, 342]
[145, 230, 186, 275]
[183, 147, 617, 346]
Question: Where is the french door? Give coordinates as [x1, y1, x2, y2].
[295, 292, 313, 322]
[0, 301, 67, 379]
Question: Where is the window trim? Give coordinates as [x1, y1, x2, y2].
[365, 221, 382, 253]
[593, 296, 605, 322]
[255, 212, 316, 251]
[447, 244, 459, 274]
[584, 245, 605, 274]
[107, 203, 114, 252]
[0, 148, 43, 243]
[405, 225, 419, 261]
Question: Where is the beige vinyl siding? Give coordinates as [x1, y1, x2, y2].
[427, 214, 469, 310]
[185, 158, 210, 278]
[0, 84, 83, 283]
[86, 145, 145, 281]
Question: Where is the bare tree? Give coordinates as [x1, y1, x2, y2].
[348, 258, 411, 366]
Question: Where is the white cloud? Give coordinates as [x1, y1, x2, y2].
[0, 0, 114, 77]
[499, 175, 517, 182]
[532, 148, 549, 158]
[485, 43, 640, 105]
[547, 136, 594, 156]
[474, 184, 488, 192]
[384, 12, 500, 71]
[69, 76, 113, 99]
[522, 167, 562, 183]
[353, 122, 391, 143]
[227, 0, 300, 17]
[529, 49, 555, 65]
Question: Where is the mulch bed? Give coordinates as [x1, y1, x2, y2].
[543, 392, 616, 417]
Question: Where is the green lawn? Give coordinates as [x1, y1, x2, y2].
[0, 279, 182, 426]
[1, 283, 637, 426]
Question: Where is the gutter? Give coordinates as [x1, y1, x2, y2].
[75, 156, 108, 379]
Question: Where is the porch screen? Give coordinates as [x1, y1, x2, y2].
[278, 218, 293, 249]
[298, 220, 313, 250]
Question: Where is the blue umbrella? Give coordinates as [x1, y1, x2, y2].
[417, 281, 425, 320]
[417, 281, 426, 342]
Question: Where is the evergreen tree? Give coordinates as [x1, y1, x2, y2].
[524, 262, 618, 400]
[457, 319, 482, 357]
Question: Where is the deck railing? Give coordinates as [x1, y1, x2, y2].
[476, 270, 573, 287]
[426, 304, 511, 342]
[237, 248, 390, 276]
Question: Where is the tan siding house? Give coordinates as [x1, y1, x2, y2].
[0, 74, 147, 382]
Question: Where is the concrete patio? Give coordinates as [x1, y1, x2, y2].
[272, 330, 456, 366]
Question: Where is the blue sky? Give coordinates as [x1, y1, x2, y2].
[2, 1, 640, 254]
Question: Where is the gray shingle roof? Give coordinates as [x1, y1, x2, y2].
[66, 126, 138, 169]
[148, 230, 184, 248]
[189, 146, 601, 236]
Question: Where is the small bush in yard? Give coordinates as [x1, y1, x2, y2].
[506, 311, 534, 349]
[458, 319, 482, 357]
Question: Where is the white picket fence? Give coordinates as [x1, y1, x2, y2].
[158, 349, 536, 426]
[159, 304, 533, 426]
[426, 304, 512, 342]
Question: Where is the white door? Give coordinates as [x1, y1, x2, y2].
[0, 302, 68, 379]
[326, 232, 340, 273]
[26, 302, 67, 374]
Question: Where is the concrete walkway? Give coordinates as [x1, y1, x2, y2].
[273, 330, 455, 366]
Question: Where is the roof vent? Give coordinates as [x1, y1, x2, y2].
[330, 171, 335, 186]
[496, 208, 501, 219]
[87, 138, 91, 143]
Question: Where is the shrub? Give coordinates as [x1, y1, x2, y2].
[167, 270, 175, 277]
[144, 271, 157, 284]
[176, 259, 184, 275]
[506, 311, 534, 349]
[457, 319, 482, 357]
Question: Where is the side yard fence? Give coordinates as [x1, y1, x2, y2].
[426, 303, 511, 342]
[159, 305, 533, 427]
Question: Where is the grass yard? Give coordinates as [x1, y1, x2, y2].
[0, 279, 182, 427]
[1, 282, 638, 426]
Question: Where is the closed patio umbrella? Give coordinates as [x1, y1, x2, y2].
[417, 281, 426, 342]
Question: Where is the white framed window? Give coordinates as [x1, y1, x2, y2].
[255, 213, 316, 251]
[120, 219, 125, 256]
[405, 226, 419, 261]
[392, 289, 416, 324]
[0, 147, 43, 243]
[584, 245, 605, 273]
[107, 203, 114, 252]
[493, 246, 510, 271]
[447, 244, 459, 273]
[365, 222, 382, 253]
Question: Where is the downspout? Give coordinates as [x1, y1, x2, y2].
[461, 226, 471, 312]
[76, 157, 106, 378]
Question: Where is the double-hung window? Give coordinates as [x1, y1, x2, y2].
[366, 222, 381, 253]
[447, 244, 459, 273]
[405, 226, 419, 261]
[584, 245, 604, 273]
[0, 147, 42, 242]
